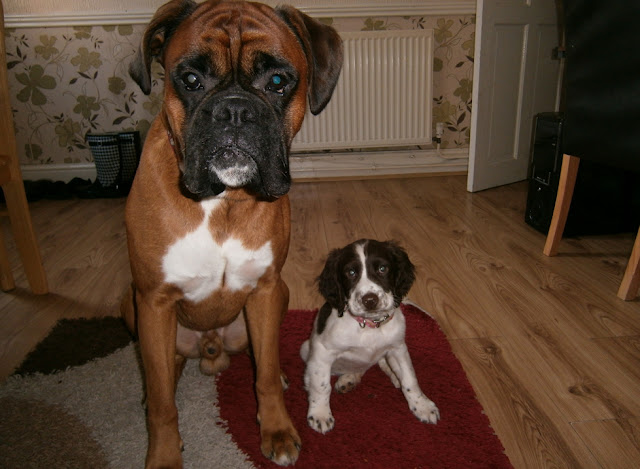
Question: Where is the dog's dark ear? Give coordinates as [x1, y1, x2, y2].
[388, 241, 416, 305]
[276, 6, 344, 115]
[317, 248, 346, 314]
[129, 0, 198, 94]
[315, 302, 333, 335]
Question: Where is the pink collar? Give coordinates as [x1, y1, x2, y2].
[349, 311, 394, 329]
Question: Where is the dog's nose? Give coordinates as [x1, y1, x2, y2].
[213, 97, 256, 126]
[361, 293, 379, 310]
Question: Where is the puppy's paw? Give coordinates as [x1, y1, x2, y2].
[307, 408, 335, 434]
[411, 397, 440, 424]
[334, 373, 361, 393]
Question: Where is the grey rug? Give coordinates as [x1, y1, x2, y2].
[0, 342, 254, 468]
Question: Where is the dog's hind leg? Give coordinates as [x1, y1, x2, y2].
[175, 354, 187, 390]
[198, 330, 229, 376]
[120, 283, 137, 335]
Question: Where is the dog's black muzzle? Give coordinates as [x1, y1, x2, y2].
[181, 89, 291, 199]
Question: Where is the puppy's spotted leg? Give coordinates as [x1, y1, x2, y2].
[386, 345, 440, 424]
[304, 353, 335, 433]
[378, 357, 400, 388]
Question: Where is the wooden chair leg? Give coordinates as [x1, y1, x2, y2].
[543, 154, 580, 257]
[2, 179, 48, 294]
[617, 226, 640, 300]
[0, 1, 48, 295]
[0, 227, 15, 291]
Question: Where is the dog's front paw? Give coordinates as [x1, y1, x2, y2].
[307, 407, 335, 434]
[411, 397, 440, 424]
[260, 427, 301, 466]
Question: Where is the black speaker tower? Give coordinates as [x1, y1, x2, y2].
[525, 112, 639, 236]
[525, 113, 565, 234]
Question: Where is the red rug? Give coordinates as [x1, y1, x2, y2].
[217, 304, 512, 468]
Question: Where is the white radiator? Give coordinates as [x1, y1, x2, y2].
[291, 29, 434, 152]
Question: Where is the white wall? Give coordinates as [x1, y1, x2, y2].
[4, 0, 474, 17]
[5, 0, 475, 180]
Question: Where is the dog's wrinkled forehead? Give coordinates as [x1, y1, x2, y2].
[164, 2, 307, 81]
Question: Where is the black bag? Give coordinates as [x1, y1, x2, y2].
[83, 131, 141, 198]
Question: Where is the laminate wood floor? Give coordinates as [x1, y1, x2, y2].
[1, 175, 639, 468]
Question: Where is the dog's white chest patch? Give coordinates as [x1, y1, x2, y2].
[162, 197, 273, 302]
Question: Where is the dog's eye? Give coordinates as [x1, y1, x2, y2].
[182, 72, 203, 91]
[265, 74, 287, 95]
[346, 268, 357, 278]
[378, 265, 388, 275]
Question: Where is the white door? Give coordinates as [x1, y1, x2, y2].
[468, 0, 561, 192]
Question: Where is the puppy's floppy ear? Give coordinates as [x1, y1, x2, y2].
[276, 6, 344, 115]
[317, 247, 346, 315]
[129, 0, 198, 94]
[388, 241, 416, 305]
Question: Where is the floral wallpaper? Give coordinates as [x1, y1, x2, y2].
[3, 14, 475, 167]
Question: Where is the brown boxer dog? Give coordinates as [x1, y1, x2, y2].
[121, 1, 342, 467]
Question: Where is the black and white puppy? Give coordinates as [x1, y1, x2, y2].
[300, 239, 440, 434]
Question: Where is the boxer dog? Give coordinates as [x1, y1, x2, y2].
[120, 1, 342, 467]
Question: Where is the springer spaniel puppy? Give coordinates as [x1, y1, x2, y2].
[300, 239, 440, 433]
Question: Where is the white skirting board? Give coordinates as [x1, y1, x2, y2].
[20, 163, 98, 183]
[289, 148, 468, 179]
[20, 148, 468, 183]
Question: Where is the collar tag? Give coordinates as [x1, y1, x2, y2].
[351, 312, 393, 329]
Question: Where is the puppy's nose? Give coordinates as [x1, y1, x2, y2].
[361, 293, 379, 310]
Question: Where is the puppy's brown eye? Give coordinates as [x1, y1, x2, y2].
[182, 72, 202, 91]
